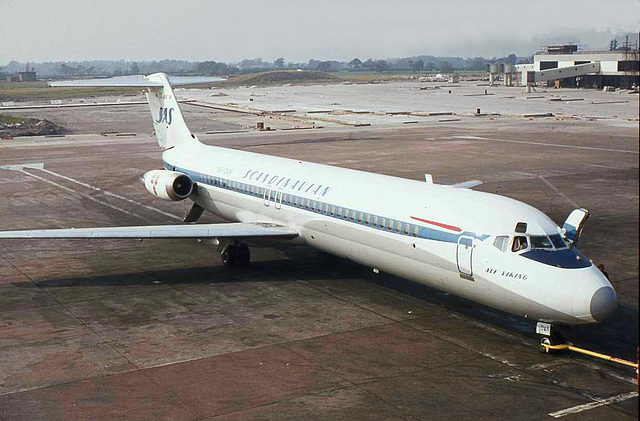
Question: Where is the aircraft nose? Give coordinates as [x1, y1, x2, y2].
[589, 286, 617, 322]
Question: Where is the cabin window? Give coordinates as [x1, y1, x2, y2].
[364, 213, 371, 225]
[379, 217, 385, 229]
[549, 234, 568, 249]
[311, 201, 316, 211]
[515, 222, 527, 233]
[493, 236, 509, 252]
[387, 219, 394, 231]
[330, 206, 335, 216]
[403, 224, 410, 235]
[323, 203, 329, 214]
[336, 207, 342, 217]
[343, 209, 349, 220]
[293, 196, 299, 206]
[305, 199, 311, 209]
[357, 212, 363, 223]
[530, 235, 554, 250]
[349, 210, 356, 221]
[395, 222, 402, 233]
[412, 226, 419, 237]
[372, 216, 378, 228]
[512, 236, 529, 252]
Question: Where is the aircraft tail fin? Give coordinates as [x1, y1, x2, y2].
[50, 74, 224, 150]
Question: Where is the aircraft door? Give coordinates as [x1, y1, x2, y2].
[263, 187, 271, 207]
[456, 236, 474, 277]
[275, 189, 283, 210]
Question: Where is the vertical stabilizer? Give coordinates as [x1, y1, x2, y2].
[145, 73, 197, 150]
[49, 73, 225, 150]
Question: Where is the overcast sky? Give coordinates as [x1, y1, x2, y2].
[1, 0, 638, 65]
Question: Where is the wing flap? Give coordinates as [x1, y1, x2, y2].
[0, 222, 298, 240]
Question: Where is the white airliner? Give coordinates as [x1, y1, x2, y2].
[0, 73, 617, 343]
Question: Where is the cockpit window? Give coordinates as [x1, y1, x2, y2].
[530, 235, 554, 250]
[549, 234, 568, 249]
[493, 236, 509, 252]
[512, 236, 529, 252]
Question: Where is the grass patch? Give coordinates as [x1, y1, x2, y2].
[0, 114, 26, 124]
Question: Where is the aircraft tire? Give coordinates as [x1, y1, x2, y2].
[222, 244, 238, 267]
[237, 243, 251, 267]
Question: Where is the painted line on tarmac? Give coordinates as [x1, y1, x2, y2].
[1, 162, 181, 221]
[17, 169, 142, 219]
[538, 176, 580, 208]
[39, 168, 181, 221]
[548, 391, 638, 418]
[452, 135, 639, 154]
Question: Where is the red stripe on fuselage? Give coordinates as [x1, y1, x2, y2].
[410, 216, 462, 232]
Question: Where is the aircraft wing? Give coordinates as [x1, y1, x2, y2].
[49, 75, 225, 88]
[0, 222, 298, 240]
[450, 180, 483, 189]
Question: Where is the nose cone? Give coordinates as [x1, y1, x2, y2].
[589, 286, 617, 322]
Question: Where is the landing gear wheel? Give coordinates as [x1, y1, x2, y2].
[221, 244, 238, 267]
[237, 242, 251, 267]
[538, 330, 565, 353]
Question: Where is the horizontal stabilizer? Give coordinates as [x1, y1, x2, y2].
[0, 222, 298, 240]
[451, 180, 483, 189]
[49, 75, 225, 88]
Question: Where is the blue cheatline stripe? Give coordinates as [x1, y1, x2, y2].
[163, 160, 489, 245]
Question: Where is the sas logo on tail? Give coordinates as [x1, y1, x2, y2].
[156, 107, 174, 125]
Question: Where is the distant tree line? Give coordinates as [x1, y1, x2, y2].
[1, 53, 533, 79]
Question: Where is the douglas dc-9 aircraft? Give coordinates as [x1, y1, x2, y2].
[0, 73, 617, 344]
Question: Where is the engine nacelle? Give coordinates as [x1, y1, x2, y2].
[142, 170, 194, 201]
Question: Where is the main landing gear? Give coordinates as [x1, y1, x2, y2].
[536, 321, 565, 353]
[221, 241, 251, 267]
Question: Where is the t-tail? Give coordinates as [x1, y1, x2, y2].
[49, 73, 224, 150]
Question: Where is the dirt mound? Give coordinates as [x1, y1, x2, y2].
[225, 70, 341, 86]
[0, 115, 67, 139]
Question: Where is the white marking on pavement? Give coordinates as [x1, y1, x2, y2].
[538, 176, 580, 208]
[17, 170, 142, 218]
[1, 162, 182, 221]
[451, 135, 639, 154]
[39, 168, 181, 220]
[0, 163, 45, 170]
[548, 391, 638, 418]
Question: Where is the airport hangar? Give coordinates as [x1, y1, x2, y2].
[0, 77, 638, 420]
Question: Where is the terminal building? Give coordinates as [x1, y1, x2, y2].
[515, 43, 639, 89]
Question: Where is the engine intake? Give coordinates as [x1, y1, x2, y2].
[142, 170, 194, 201]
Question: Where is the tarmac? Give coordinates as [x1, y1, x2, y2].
[0, 81, 638, 420]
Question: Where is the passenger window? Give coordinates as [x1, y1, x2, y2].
[403, 224, 410, 235]
[395, 222, 402, 233]
[330, 206, 335, 216]
[379, 217, 385, 229]
[305, 199, 311, 209]
[357, 212, 363, 223]
[493, 236, 509, 252]
[387, 219, 394, 231]
[372, 216, 378, 227]
[323, 203, 329, 214]
[412, 226, 419, 237]
[311, 201, 316, 211]
[350, 210, 356, 221]
[293, 196, 298, 206]
[336, 207, 342, 217]
[512, 236, 529, 252]
[364, 213, 371, 225]
[343, 209, 349, 220]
